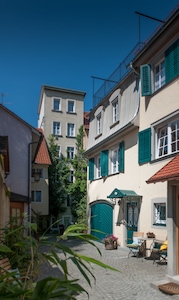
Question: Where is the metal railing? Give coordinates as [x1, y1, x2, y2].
[93, 4, 179, 109]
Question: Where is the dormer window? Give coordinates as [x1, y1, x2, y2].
[112, 98, 119, 123]
[96, 113, 102, 135]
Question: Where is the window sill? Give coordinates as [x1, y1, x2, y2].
[66, 136, 76, 138]
[95, 133, 102, 140]
[151, 152, 179, 164]
[153, 223, 166, 227]
[110, 120, 119, 129]
[52, 134, 62, 138]
[66, 111, 76, 115]
[52, 109, 62, 113]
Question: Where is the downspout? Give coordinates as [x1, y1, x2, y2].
[28, 136, 43, 223]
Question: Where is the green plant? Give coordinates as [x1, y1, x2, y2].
[103, 234, 118, 245]
[0, 222, 119, 299]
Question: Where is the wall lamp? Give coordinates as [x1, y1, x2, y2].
[32, 169, 41, 182]
[111, 198, 122, 205]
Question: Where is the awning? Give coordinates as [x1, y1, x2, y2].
[107, 188, 141, 199]
[146, 154, 179, 184]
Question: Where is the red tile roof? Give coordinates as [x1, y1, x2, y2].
[146, 154, 179, 184]
[34, 129, 51, 165]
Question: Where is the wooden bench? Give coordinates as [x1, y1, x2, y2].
[0, 257, 11, 274]
[0, 257, 24, 282]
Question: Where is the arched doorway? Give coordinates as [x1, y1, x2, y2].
[90, 202, 113, 241]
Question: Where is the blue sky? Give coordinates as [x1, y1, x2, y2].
[0, 0, 178, 127]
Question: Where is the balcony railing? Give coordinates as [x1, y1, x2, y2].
[92, 4, 179, 109]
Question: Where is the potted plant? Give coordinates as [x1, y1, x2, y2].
[103, 234, 119, 250]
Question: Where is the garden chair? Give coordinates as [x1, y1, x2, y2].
[126, 232, 146, 258]
[151, 239, 168, 265]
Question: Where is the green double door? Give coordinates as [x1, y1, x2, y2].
[90, 203, 113, 241]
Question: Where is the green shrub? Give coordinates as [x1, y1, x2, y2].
[0, 222, 119, 299]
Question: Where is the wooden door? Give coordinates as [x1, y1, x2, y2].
[10, 202, 24, 225]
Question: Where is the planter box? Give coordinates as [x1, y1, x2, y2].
[105, 241, 118, 250]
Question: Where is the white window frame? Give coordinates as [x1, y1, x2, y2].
[53, 98, 61, 111]
[111, 148, 119, 174]
[56, 145, 61, 158]
[67, 100, 75, 113]
[31, 190, 42, 203]
[96, 156, 101, 178]
[153, 203, 166, 226]
[96, 113, 102, 135]
[154, 60, 165, 92]
[53, 121, 61, 135]
[68, 170, 74, 183]
[155, 117, 179, 159]
[67, 146, 75, 159]
[112, 98, 119, 123]
[67, 123, 75, 137]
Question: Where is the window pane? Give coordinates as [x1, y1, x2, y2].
[97, 114, 101, 135]
[36, 191, 41, 202]
[111, 149, 118, 174]
[154, 203, 166, 225]
[54, 99, 60, 110]
[67, 124, 75, 136]
[154, 60, 165, 91]
[112, 100, 119, 123]
[158, 126, 168, 157]
[96, 157, 101, 178]
[68, 101, 75, 112]
[67, 147, 74, 159]
[53, 122, 60, 135]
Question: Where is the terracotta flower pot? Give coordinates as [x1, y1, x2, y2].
[105, 240, 118, 250]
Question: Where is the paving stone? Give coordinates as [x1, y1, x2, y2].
[39, 237, 179, 299]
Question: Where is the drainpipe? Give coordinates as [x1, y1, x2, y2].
[28, 136, 42, 224]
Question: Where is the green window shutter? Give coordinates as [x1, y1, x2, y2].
[165, 39, 179, 83]
[138, 128, 151, 164]
[140, 64, 152, 96]
[100, 150, 108, 177]
[88, 158, 94, 180]
[118, 141, 124, 172]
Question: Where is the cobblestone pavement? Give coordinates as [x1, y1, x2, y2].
[39, 236, 179, 300]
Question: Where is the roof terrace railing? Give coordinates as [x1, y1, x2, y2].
[93, 42, 144, 108]
[93, 5, 179, 109]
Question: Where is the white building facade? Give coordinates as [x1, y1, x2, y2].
[86, 6, 179, 277]
[38, 85, 86, 228]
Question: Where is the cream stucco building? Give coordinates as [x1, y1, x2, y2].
[86, 6, 179, 278]
[38, 85, 86, 228]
